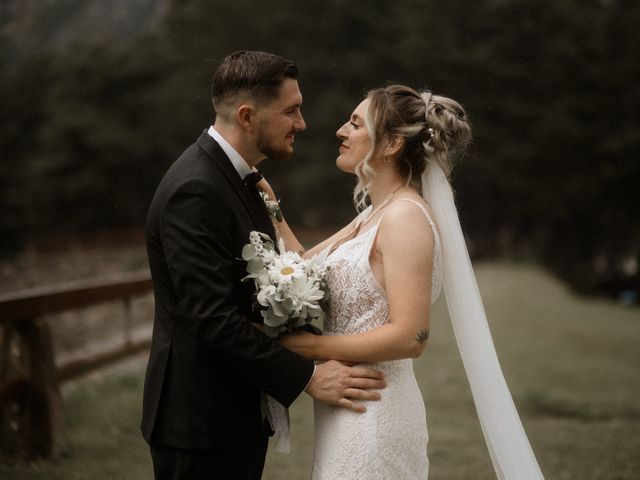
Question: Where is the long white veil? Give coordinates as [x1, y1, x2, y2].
[422, 161, 544, 479]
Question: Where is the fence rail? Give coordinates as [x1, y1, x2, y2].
[0, 271, 153, 462]
[0, 271, 152, 323]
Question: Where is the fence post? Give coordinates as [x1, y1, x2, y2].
[0, 271, 152, 463]
[0, 318, 65, 461]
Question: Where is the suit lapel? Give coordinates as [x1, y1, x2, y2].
[196, 131, 276, 240]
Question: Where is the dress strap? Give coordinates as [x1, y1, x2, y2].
[323, 206, 373, 257]
[391, 198, 437, 228]
[354, 205, 373, 228]
[381, 198, 440, 247]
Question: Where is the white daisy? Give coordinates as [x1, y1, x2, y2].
[268, 254, 305, 284]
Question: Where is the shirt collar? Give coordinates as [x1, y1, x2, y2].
[207, 126, 254, 179]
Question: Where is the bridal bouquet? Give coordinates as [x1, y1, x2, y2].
[242, 231, 329, 338]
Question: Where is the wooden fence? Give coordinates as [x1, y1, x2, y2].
[0, 271, 153, 462]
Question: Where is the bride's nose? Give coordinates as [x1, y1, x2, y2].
[336, 122, 348, 139]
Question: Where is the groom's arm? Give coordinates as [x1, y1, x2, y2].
[160, 179, 313, 407]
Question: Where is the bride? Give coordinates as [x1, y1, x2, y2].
[262, 84, 544, 479]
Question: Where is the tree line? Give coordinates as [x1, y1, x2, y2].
[1, 0, 638, 297]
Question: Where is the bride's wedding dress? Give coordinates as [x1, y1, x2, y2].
[312, 199, 442, 480]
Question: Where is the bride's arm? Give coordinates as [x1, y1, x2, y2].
[256, 178, 305, 253]
[257, 177, 358, 258]
[281, 201, 435, 362]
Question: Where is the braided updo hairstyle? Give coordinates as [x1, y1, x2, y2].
[354, 85, 472, 211]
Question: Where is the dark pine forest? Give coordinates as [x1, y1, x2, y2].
[1, 0, 638, 298]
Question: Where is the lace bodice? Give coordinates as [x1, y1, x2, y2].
[312, 199, 442, 480]
[323, 199, 442, 336]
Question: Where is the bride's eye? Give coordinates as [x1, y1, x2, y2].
[350, 122, 359, 129]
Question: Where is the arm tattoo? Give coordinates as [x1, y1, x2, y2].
[415, 329, 429, 344]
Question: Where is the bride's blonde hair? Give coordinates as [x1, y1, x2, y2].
[353, 85, 472, 211]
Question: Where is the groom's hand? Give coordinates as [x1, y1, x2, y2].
[305, 360, 386, 413]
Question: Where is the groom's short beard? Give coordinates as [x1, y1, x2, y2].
[257, 134, 292, 161]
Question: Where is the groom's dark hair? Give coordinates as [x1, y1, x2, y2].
[211, 51, 298, 112]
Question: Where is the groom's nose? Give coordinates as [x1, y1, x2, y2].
[294, 111, 306, 131]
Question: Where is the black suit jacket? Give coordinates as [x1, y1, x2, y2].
[141, 131, 314, 451]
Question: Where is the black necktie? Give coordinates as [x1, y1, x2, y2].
[243, 170, 265, 208]
[243, 170, 263, 189]
[243, 170, 275, 239]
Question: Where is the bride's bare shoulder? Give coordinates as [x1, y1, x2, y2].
[386, 195, 434, 222]
[377, 195, 436, 251]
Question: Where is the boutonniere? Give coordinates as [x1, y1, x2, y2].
[259, 191, 283, 224]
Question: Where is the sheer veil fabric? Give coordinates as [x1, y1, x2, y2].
[422, 161, 544, 479]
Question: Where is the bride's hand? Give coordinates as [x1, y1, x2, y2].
[280, 331, 316, 360]
[254, 177, 307, 255]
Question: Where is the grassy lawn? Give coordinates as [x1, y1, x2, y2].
[1, 262, 638, 479]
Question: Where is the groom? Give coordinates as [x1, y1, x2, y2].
[142, 51, 386, 480]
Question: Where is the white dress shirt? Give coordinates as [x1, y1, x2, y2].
[207, 125, 254, 178]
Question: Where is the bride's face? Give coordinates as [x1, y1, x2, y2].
[336, 99, 372, 173]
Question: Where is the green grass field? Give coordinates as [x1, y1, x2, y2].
[1, 262, 638, 479]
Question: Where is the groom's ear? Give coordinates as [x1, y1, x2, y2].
[237, 104, 254, 131]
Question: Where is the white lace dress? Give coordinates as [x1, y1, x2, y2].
[312, 199, 443, 480]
